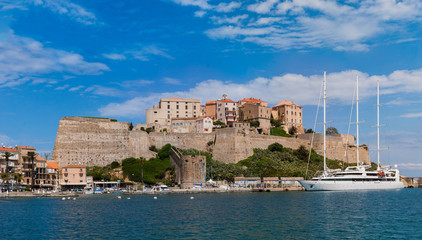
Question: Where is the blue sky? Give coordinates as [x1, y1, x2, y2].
[1, 0, 422, 176]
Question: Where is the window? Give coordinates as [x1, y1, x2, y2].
[194, 106, 196, 110]
[154, 111, 157, 114]
[177, 105, 179, 109]
[65, 168, 67, 172]
[185, 105, 188, 110]
[80, 169, 82, 172]
[80, 173, 83, 177]
[168, 115, 170, 119]
[64, 173, 68, 177]
[167, 105, 170, 109]
[194, 115, 196, 117]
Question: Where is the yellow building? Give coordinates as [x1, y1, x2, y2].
[146, 97, 202, 126]
[272, 100, 305, 134]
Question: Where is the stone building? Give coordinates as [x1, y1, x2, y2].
[216, 94, 237, 124]
[170, 148, 206, 189]
[146, 97, 202, 126]
[171, 117, 198, 133]
[196, 117, 213, 133]
[60, 164, 87, 191]
[15, 146, 37, 189]
[272, 100, 305, 134]
[238, 98, 272, 134]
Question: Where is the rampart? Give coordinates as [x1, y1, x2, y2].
[52, 117, 370, 167]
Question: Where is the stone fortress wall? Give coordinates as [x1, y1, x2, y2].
[52, 117, 370, 167]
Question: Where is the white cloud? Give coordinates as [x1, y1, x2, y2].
[119, 79, 154, 88]
[194, 10, 207, 17]
[84, 85, 123, 97]
[164, 77, 181, 85]
[210, 14, 248, 25]
[55, 84, 70, 90]
[247, 0, 279, 14]
[129, 45, 173, 61]
[171, 0, 212, 10]
[32, 0, 98, 25]
[99, 67, 422, 118]
[0, 134, 14, 145]
[103, 53, 126, 60]
[177, 0, 422, 51]
[400, 113, 422, 118]
[68, 85, 84, 91]
[398, 163, 422, 170]
[215, 2, 242, 13]
[0, 33, 109, 88]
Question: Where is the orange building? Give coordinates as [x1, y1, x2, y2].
[60, 164, 87, 191]
[272, 100, 304, 134]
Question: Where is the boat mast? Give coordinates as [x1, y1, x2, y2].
[376, 79, 380, 170]
[323, 71, 327, 173]
[356, 75, 360, 168]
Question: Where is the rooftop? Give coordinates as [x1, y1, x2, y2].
[274, 100, 299, 108]
[16, 146, 36, 150]
[63, 164, 86, 168]
[0, 147, 17, 152]
[36, 156, 46, 162]
[46, 162, 59, 169]
[240, 98, 266, 103]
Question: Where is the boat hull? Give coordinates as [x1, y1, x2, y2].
[299, 180, 404, 191]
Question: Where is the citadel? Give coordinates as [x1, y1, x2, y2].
[52, 95, 369, 168]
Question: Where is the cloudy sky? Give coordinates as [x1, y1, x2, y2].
[1, 0, 422, 176]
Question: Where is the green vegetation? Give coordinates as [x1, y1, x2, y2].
[122, 144, 174, 185]
[213, 120, 225, 127]
[238, 144, 345, 179]
[305, 128, 314, 133]
[270, 127, 292, 137]
[250, 120, 260, 128]
[326, 127, 339, 135]
[87, 161, 124, 182]
[129, 122, 133, 131]
[207, 140, 214, 146]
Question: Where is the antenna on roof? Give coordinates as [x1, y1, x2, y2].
[222, 94, 227, 100]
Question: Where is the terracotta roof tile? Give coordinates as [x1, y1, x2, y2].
[17, 146, 36, 150]
[218, 99, 236, 103]
[240, 98, 266, 103]
[36, 155, 46, 162]
[274, 100, 299, 107]
[63, 165, 85, 168]
[46, 162, 59, 169]
[0, 147, 17, 152]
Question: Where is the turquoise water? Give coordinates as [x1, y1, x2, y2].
[1, 189, 421, 239]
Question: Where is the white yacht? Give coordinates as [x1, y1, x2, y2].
[299, 73, 404, 191]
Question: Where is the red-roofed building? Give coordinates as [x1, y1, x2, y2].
[205, 101, 217, 120]
[46, 162, 59, 191]
[272, 100, 304, 134]
[60, 164, 87, 191]
[0, 146, 18, 174]
[15, 145, 37, 189]
[238, 98, 268, 107]
[216, 94, 238, 124]
[238, 97, 272, 134]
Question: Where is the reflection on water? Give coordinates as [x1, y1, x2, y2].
[1, 189, 421, 239]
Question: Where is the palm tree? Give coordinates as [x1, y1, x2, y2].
[13, 173, 22, 192]
[4, 152, 11, 191]
[0, 173, 8, 192]
[27, 152, 36, 190]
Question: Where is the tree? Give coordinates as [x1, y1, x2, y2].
[268, 143, 284, 152]
[4, 152, 11, 191]
[213, 120, 225, 127]
[326, 127, 339, 135]
[289, 126, 297, 135]
[129, 122, 134, 131]
[305, 128, 314, 133]
[250, 121, 260, 128]
[140, 157, 146, 185]
[110, 161, 120, 169]
[271, 118, 282, 128]
[0, 173, 8, 191]
[13, 173, 22, 192]
[42, 152, 51, 160]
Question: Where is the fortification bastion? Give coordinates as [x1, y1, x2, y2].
[52, 117, 370, 167]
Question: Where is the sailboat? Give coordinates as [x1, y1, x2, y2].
[299, 72, 404, 191]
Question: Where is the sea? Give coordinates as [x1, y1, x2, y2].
[1, 189, 421, 239]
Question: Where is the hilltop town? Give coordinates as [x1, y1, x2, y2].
[1, 95, 372, 192]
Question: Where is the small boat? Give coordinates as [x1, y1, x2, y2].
[299, 73, 404, 191]
[83, 187, 93, 194]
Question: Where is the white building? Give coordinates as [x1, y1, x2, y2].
[196, 117, 213, 133]
[0, 146, 19, 173]
[216, 94, 237, 124]
[146, 97, 202, 125]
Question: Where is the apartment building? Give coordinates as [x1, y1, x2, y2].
[238, 98, 271, 134]
[46, 162, 59, 191]
[146, 97, 202, 126]
[15, 146, 37, 189]
[60, 165, 87, 191]
[0, 146, 19, 174]
[205, 101, 217, 120]
[272, 100, 304, 134]
[216, 94, 237, 124]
